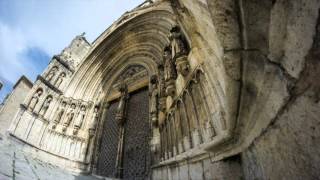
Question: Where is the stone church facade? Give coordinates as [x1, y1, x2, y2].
[1, 0, 320, 179]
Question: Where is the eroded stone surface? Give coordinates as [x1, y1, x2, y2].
[0, 137, 101, 180]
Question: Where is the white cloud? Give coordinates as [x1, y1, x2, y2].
[0, 0, 143, 101]
[0, 21, 30, 84]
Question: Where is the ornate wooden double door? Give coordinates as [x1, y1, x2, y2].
[97, 88, 151, 180]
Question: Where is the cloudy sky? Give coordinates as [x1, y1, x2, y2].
[0, 0, 143, 102]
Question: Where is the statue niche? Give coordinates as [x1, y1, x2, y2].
[52, 101, 67, 129]
[169, 26, 190, 76]
[39, 96, 52, 117]
[63, 103, 76, 131]
[164, 46, 177, 97]
[54, 72, 66, 88]
[46, 66, 58, 83]
[27, 89, 43, 112]
[73, 105, 86, 135]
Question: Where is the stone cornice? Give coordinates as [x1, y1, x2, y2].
[53, 55, 74, 73]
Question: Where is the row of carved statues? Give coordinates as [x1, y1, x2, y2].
[45, 66, 66, 88]
[147, 26, 221, 160]
[148, 25, 190, 126]
[26, 88, 100, 136]
[51, 100, 100, 136]
[159, 70, 218, 160]
[27, 89, 51, 116]
[163, 25, 190, 97]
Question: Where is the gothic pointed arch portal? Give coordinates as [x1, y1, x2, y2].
[95, 65, 151, 179]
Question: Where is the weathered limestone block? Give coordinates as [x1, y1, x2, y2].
[242, 88, 320, 179]
[237, 50, 290, 150]
[0, 76, 32, 134]
[207, 0, 241, 50]
[269, 0, 320, 78]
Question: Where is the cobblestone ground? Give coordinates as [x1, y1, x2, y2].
[0, 135, 102, 180]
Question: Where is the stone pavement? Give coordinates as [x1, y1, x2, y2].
[0, 134, 102, 180]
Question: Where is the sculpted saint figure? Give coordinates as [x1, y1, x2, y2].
[163, 46, 177, 82]
[149, 75, 158, 122]
[55, 72, 65, 88]
[39, 96, 52, 117]
[169, 26, 188, 59]
[28, 89, 43, 111]
[74, 105, 86, 130]
[52, 101, 67, 129]
[46, 67, 58, 82]
[116, 82, 128, 125]
[89, 106, 100, 137]
[63, 103, 76, 130]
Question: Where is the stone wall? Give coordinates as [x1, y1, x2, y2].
[241, 3, 320, 178]
[0, 76, 32, 135]
[153, 156, 243, 180]
[160, 0, 320, 179]
[242, 88, 320, 179]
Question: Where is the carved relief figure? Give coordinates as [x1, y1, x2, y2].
[54, 72, 66, 88]
[39, 96, 52, 117]
[89, 105, 100, 137]
[150, 75, 158, 126]
[116, 82, 128, 125]
[73, 105, 86, 134]
[46, 66, 58, 82]
[52, 101, 67, 129]
[63, 103, 76, 131]
[164, 46, 177, 82]
[164, 46, 177, 96]
[28, 89, 43, 111]
[169, 26, 188, 59]
[169, 26, 190, 76]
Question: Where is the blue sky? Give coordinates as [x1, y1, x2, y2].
[0, 0, 143, 102]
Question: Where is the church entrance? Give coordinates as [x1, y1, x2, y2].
[96, 87, 151, 180]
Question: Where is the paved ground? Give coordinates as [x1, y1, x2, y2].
[0, 134, 102, 180]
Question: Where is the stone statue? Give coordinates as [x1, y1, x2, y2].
[163, 46, 177, 96]
[28, 89, 43, 111]
[169, 26, 190, 76]
[39, 96, 52, 117]
[164, 46, 177, 82]
[89, 106, 100, 137]
[116, 82, 128, 125]
[46, 67, 58, 82]
[73, 105, 86, 134]
[169, 26, 188, 59]
[150, 75, 158, 126]
[54, 72, 65, 88]
[52, 101, 67, 129]
[63, 103, 76, 131]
